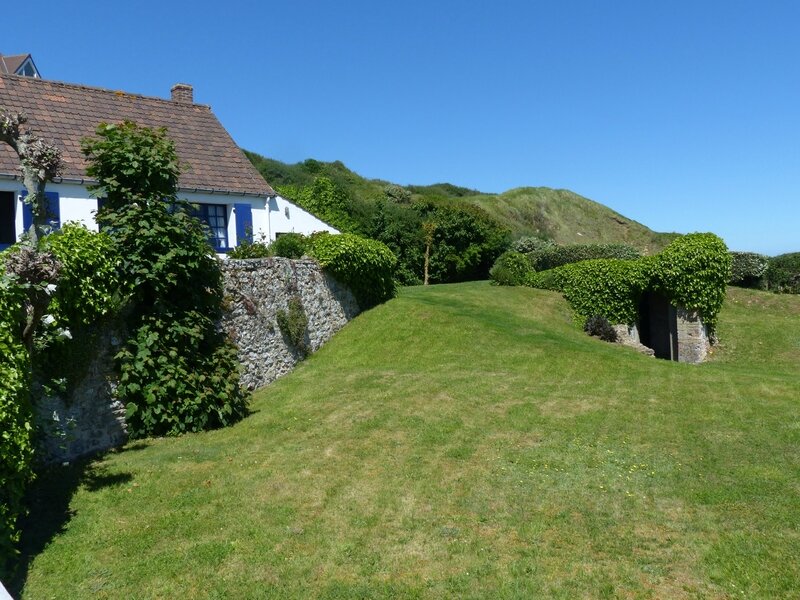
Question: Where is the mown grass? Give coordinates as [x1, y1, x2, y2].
[12, 284, 800, 599]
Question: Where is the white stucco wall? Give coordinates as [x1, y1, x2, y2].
[1, 181, 336, 249]
[268, 195, 338, 240]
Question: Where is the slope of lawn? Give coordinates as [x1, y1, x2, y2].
[13, 284, 800, 599]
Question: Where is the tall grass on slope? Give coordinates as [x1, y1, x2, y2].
[13, 284, 800, 599]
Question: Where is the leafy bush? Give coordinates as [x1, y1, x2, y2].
[729, 251, 769, 288]
[270, 233, 308, 259]
[278, 176, 357, 233]
[584, 315, 618, 343]
[83, 122, 250, 438]
[413, 199, 510, 283]
[489, 251, 533, 286]
[276, 296, 309, 354]
[44, 223, 118, 327]
[527, 233, 730, 333]
[528, 243, 640, 272]
[0, 268, 34, 578]
[529, 259, 650, 325]
[227, 241, 271, 259]
[765, 252, 800, 294]
[651, 233, 731, 330]
[510, 236, 555, 254]
[307, 233, 397, 309]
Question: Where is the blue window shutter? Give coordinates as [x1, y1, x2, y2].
[234, 203, 253, 245]
[20, 191, 32, 232]
[45, 191, 60, 230]
[20, 190, 60, 232]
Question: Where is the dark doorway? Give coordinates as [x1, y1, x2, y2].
[639, 292, 678, 360]
[0, 191, 16, 247]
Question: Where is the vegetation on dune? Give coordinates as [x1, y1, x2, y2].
[11, 283, 800, 598]
[243, 151, 677, 285]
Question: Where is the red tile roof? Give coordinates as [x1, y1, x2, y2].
[0, 74, 275, 196]
[0, 54, 29, 75]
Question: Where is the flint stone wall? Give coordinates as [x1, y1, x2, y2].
[220, 257, 360, 391]
[33, 328, 127, 464]
[35, 257, 358, 463]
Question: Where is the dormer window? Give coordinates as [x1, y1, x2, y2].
[18, 59, 38, 78]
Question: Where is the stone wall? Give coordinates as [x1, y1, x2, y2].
[220, 258, 360, 390]
[34, 257, 358, 463]
[675, 306, 710, 364]
[33, 328, 127, 464]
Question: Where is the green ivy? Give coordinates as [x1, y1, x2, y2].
[276, 296, 309, 355]
[651, 233, 731, 330]
[527, 233, 731, 332]
[0, 267, 34, 579]
[307, 233, 397, 309]
[529, 259, 650, 325]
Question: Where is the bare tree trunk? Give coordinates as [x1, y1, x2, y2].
[424, 242, 431, 286]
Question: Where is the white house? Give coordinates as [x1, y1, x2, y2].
[0, 68, 336, 252]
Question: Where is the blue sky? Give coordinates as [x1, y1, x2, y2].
[8, 1, 799, 254]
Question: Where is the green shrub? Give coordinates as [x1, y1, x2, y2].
[651, 233, 731, 330]
[584, 315, 618, 343]
[307, 233, 397, 309]
[729, 251, 769, 288]
[529, 259, 650, 325]
[489, 251, 533, 286]
[528, 243, 641, 272]
[0, 268, 34, 579]
[510, 236, 555, 254]
[765, 252, 800, 294]
[227, 241, 271, 259]
[44, 222, 118, 326]
[276, 296, 309, 354]
[527, 234, 730, 332]
[83, 122, 250, 438]
[270, 233, 308, 259]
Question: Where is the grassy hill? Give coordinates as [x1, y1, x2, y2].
[466, 187, 679, 253]
[244, 151, 676, 253]
[14, 284, 800, 598]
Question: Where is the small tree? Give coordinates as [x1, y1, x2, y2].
[81, 121, 249, 437]
[422, 220, 437, 285]
[0, 109, 63, 246]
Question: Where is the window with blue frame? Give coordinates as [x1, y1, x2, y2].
[194, 203, 229, 251]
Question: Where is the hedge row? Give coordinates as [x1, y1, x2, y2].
[306, 233, 397, 309]
[764, 252, 800, 294]
[528, 243, 640, 272]
[527, 233, 731, 330]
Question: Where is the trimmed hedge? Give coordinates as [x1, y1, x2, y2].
[509, 236, 555, 254]
[527, 233, 730, 331]
[307, 233, 397, 309]
[528, 243, 640, 272]
[651, 233, 731, 330]
[765, 252, 800, 294]
[0, 264, 34, 578]
[528, 259, 650, 325]
[728, 251, 769, 288]
[489, 251, 533, 286]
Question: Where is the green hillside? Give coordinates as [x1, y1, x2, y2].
[15, 284, 800, 598]
[466, 187, 679, 253]
[244, 151, 676, 254]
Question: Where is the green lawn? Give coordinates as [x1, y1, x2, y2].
[12, 283, 800, 599]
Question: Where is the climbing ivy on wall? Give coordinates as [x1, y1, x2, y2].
[527, 233, 731, 332]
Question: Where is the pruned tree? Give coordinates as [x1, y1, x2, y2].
[0, 108, 63, 246]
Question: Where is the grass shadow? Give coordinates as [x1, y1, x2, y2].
[8, 457, 132, 597]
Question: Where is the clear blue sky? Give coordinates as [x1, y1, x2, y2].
[8, 1, 799, 254]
